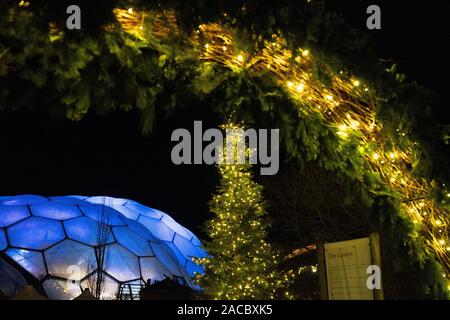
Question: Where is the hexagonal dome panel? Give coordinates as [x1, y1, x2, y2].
[112, 226, 153, 257]
[64, 216, 114, 246]
[140, 257, 171, 283]
[7, 216, 65, 250]
[31, 202, 82, 220]
[138, 215, 175, 242]
[0, 195, 49, 206]
[104, 243, 141, 282]
[45, 239, 96, 280]
[121, 216, 158, 241]
[6, 248, 47, 280]
[0, 195, 206, 300]
[78, 203, 124, 226]
[0, 205, 29, 227]
[80, 272, 119, 300]
[124, 201, 162, 219]
[43, 278, 81, 300]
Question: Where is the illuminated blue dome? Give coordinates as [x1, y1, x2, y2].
[0, 195, 206, 299]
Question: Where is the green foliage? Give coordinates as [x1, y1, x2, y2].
[0, 4, 199, 132]
[371, 196, 449, 299]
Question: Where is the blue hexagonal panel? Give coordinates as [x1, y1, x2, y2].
[138, 215, 175, 242]
[64, 216, 114, 246]
[140, 257, 171, 283]
[79, 203, 124, 226]
[0, 205, 29, 227]
[45, 239, 96, 280]
[112, 226, 153, 257]
[0, 195, 49, 206]
[105, 243, 141, 282]
[7, 217, 65, 250]
[31, 202, 82, 220]
[6, 248, 47, 280]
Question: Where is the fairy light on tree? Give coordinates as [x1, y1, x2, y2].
[196, 124, 292, 299]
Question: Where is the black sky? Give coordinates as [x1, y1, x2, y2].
[1, 1, 448, 237]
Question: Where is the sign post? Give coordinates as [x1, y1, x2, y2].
[318, 233, 383, 300]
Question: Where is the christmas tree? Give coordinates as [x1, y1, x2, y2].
[196, 127, 291, 299]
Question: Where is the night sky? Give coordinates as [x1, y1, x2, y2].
[0, 1, 448, 237]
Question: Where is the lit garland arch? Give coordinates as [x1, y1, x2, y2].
[3, 2, 449, 295]
[115, 7, 450, 282]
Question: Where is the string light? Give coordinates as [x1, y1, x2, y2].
[18, 0, 29, 7]
[296, 83, 305, 92]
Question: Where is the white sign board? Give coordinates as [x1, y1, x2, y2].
[324, 237, 373, 300]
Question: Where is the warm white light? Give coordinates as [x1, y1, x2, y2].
[296, 83, 305, 92]
[349, 119, 359, 129]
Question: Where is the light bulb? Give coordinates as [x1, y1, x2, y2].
[296, 83, 305, 92]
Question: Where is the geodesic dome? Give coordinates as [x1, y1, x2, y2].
[0, 195, 206, 299]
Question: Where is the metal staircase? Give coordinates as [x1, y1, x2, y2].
[117, 283, 144, 300]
